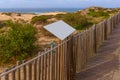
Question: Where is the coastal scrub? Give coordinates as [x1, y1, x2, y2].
[0, 20, 37, 63]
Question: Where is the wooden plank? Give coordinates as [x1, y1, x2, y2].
[62, 40, 65, 80]
[44, 49, 47, 80]
[76, 34, 81, 72]
[46, 49, 50, 80]
[28, 62, 32, 80]
[63, 41, 65, 80]
[59, 41, 63, 80]
[42, 54, 45, 80]
[52, 48, 55, 80]
[4, 68, 9, 80]
[11, 66, 15, 80]
[74, 35, 78, 73]
[70, 36, 76, 80]
[22, 60, 26, 80]
[93, 25, 97, 53]
[33, 60, 37, 80]
[37, 53, 41, 80]
[50, 46, 53, 80]
[0, 73, 2, 80]
[55, 46, 58, 80]
[57, 43, 60, 80]
[47, 52, 50, 80]
[67, 38, 71, 80]
[66, 39, 70, 80]
[54, 47, 57, 80]
[64, 39, 67, 80]
[40, 54, 43, 80]
[16, 61, 20, 80]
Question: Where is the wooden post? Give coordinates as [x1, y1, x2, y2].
[44, 49, 47, 80]
[4, 68, 9, 80]
[0, 73, 2, 80]
[16, 61, 20, 80]
[59, 41, 62, 80]
[33, 60, 37, 80]
[22, 60, 26, 80]
[46, 49, 50, 80]
[57, 43, 60, 80]
[69, 36, 76, 80]
[40, 54, 43, 80]
[93, 25, 97, 53]
[37, 53, 41, 80]
[0, 73, 1, 80]
[11, 66, 16, 80]
[50, 46, 53, 80]
[28, 62, 32, 80]
[54, 47, 57, 80]
[104, 20, 107, 40]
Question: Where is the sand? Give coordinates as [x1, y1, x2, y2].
[0, 12, 67, 21]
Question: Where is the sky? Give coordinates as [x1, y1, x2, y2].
[0, 0, 120, 8]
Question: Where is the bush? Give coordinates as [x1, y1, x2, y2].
[31, 15, 52, 24]
[0, 21, 6, 28]
[62, 13, 90, 30]
[17, 13, 21, 16]
[88, 9, 110, 18]
[0, 21, 37, 63]
[55, 14, 65, 19]
[2, 12, 12, 16]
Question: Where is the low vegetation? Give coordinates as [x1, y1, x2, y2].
[61, 13, 92, 30]
[87, 9, 110, 18]
[2, 12, 22, 16]
[0, 20, 37, 63]
[31, 15, 53, 24]
[2, 12, 12, 16]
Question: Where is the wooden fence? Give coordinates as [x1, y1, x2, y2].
[0, 12, 120, 80]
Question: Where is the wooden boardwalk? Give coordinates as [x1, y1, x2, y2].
[76, 23, 120, 80]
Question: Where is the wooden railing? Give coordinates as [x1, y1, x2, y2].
[0, 12, 120, 80]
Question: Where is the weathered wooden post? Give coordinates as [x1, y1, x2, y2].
[16, 61, 20, 80]
[93, 24, 97, 53]
[11, 66, 16, 80]
[22, 60, 26, 80]
[4, 68, 9, 80]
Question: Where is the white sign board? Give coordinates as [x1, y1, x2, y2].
[44, 20, 76, 40]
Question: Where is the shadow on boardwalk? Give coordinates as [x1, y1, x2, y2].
[76, 24, 120, 80]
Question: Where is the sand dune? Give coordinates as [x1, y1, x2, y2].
[0, 12, 66, 21]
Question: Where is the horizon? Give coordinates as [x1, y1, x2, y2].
[0, 6, 119, 9]
[0, 0, 120, 8]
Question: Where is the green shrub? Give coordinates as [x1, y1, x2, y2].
[0, 21, 6, 28]
[0, 21, 37, 63]
[31, 15, 52, 24]
[2, 12, 12, 16]
[55, 14, 65, 19]
[17, 13, 21, 16]
[62, 13, 90, 30]
[88, 9, 110, 18]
